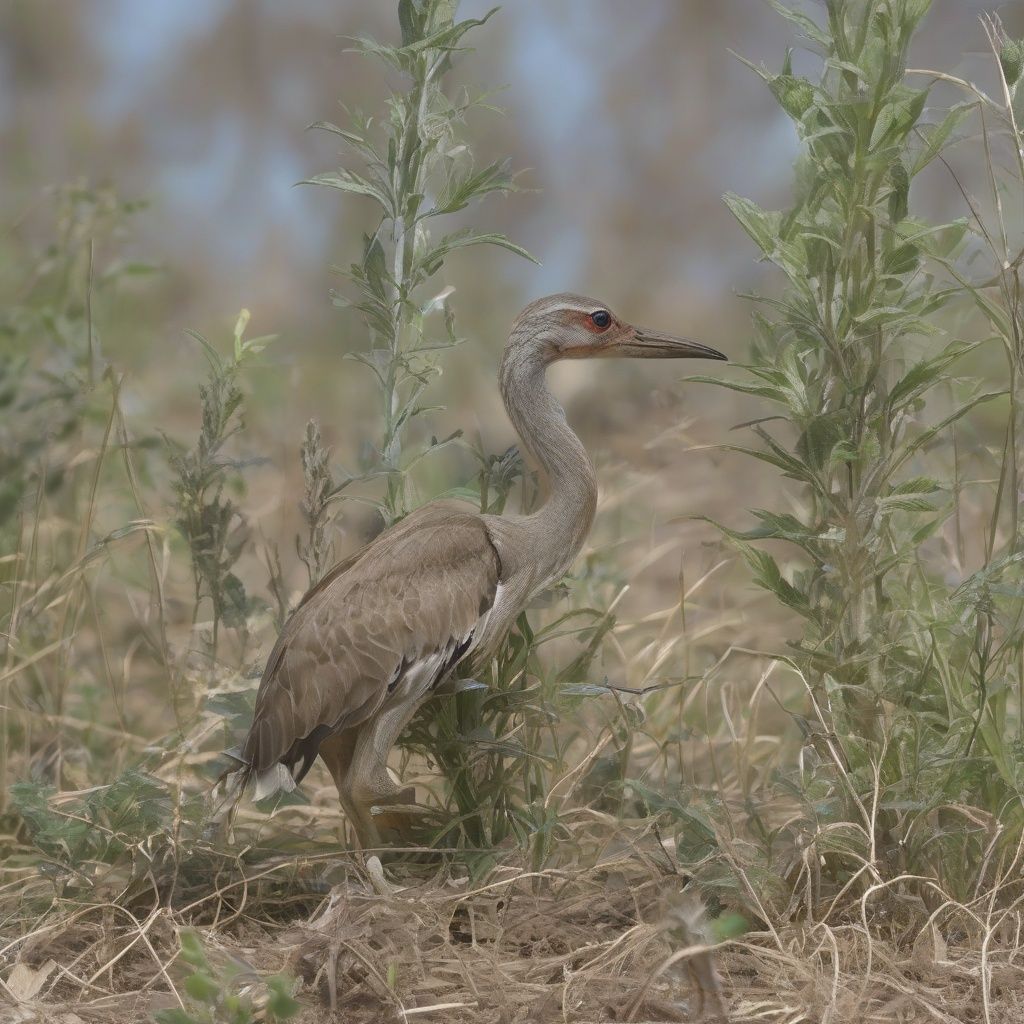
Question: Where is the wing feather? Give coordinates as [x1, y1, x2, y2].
[240, 505, 501, 782]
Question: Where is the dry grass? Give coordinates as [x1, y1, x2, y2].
[5, 829, 1023, 1023]
[3, 488, 1020, 1023]
[1, 375, 1019, 1024]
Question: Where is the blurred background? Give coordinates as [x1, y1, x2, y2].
[2, 0, 1021, 649]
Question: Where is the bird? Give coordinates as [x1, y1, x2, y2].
[231, 293, 726, 848]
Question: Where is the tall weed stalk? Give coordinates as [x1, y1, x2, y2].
[167, 311, 273, 661]
[299, 0, 604, 857]
[304, 0, 535, 525]
[700, 0, 1021, 917]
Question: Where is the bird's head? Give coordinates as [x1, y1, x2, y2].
[508, 293, 727, 364]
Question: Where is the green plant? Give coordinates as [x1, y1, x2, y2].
[0, 185, 152, 536]
[0, 185, 164, 807]
[154, 929, 299, 1024]
[694, 0, 1021, 916]
[297, 419, 335, 587]
[304, 0, 535, 526]
[10, 768, 179, 897]
[167, 310, 274, 657]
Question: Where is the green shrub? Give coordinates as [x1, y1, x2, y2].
[696, 0, 1022, 916]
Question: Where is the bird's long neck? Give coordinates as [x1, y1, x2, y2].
[499, 345, 598, 580]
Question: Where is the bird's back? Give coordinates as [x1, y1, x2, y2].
[239, 501, 502, 791]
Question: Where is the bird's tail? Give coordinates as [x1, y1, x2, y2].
[205, 748, 299, 842]
[205, 749, 246, 842]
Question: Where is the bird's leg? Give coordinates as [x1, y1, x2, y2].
[343, 694, 426, 849]
[317, 729, 367, 847]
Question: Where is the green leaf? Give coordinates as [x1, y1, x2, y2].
[398, 0, 421, 47]
[904, 0, 933, 25]
[894, 392, 1005, 470]
[886, 341, 978, 413]
[723, 193, 781, 256]
[399, 8, 499, 56]
[684, 374, 787, 403]
[888, 160, 910, 223]
[362, 235, 390, 300]
[870, 90, 928, 151]
[154, 1011, 199, 1024]
[420, 229, 539, 270]
[765, 1, 829, 46]
[428, 160, 515, 217]
[892, 476, 941, 495]
[179, 930, 209, 970]
[738, 544, 813, 616]
[910, 103, 971, 176]
[266, 975, 301, 1020]
[185, 971, 221, 1003]
[694, 517, 815, 618]
[825, 58, 870, 83]
[797, 413, 846, 471]
[306, 121, 366, 147]
[720, 442, 815, 484]
[299, 170, 393, 214]
[876, 494, 937, 514]
[183, 328, 224, 374]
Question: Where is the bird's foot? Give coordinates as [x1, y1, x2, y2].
[368, 786, 428, 845]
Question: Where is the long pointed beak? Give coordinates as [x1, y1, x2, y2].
[619, 327, 727, 361]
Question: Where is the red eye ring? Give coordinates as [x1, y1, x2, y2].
[591, 310, 612, 329]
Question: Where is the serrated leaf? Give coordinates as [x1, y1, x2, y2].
[748, 509, 816, 544]
[306, 120, 365, 146]
[892, 476, 941, 495]
[721, 442, 815, 483]
[740, 544, 813, 616]
[399, 8, 499, 56]
[895, 392, 1004, 469]
[797, 413, 846, 471]
[877, 494, 937, 513]
[684, 374, 787, 403]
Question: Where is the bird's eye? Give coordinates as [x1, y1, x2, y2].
[591, 310, 612, 329]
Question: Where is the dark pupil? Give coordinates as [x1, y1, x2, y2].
[592, 310, 611, 328]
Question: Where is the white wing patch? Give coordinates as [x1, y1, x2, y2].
[253, 762, 298, 801]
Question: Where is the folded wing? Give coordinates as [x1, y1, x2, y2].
[239, 505, 502, 792]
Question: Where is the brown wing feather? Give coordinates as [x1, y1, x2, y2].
[240, 504, 500, 779]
